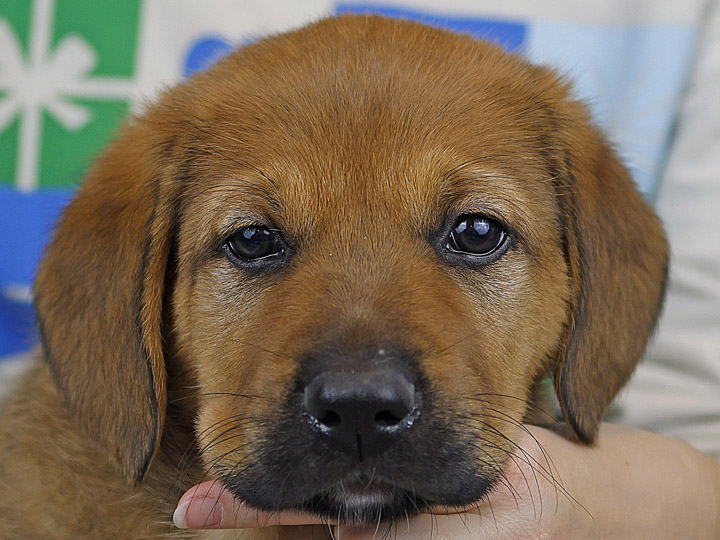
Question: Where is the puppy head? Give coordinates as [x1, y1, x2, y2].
[35, 15, 667, 523]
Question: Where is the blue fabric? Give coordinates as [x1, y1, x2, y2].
[336, 3, 527, 53]
[0, 188, 73, 356]
[184, 35, 235, 77]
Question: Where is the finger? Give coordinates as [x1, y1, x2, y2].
[173, 481, 330, 529]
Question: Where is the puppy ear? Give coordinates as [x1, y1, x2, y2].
[34, 118, 176, 483]
[552, 110, 668, 443]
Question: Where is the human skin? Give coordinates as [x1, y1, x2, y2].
[173, 424, 720, 539]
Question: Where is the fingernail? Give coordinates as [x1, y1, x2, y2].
[173, 498, 225, 529]
[173, 501, 190, 529]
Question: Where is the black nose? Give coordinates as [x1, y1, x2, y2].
[303, 368, 417, 461]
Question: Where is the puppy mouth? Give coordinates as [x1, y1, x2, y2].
[221, 455, 494, 526]
[219, 443, 494, 525]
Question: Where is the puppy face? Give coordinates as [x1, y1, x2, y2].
[34, 16, 668, 525]
[176, 70, 569, 517]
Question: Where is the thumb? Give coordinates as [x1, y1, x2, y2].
[173, 481, 331, 530]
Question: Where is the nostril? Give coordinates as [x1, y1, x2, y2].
[374, 409, 404, 427]
[318, 409, 341, 427]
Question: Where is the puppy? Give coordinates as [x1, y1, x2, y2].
[0, 14, 667, 540]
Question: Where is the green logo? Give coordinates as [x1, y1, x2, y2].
[0, 0, 141, 191]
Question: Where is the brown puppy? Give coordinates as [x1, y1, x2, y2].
[0, 15, 667, 540]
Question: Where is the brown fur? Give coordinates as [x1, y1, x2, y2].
[0, 15, 667, 539]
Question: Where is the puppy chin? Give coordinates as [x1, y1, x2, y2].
[297, 482, 432, 526]
[327, 478, 406, 523]
[334, 491, 393, 511]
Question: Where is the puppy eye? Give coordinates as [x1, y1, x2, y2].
[445, 215, 507, 257]
[225, 226, 284, 261]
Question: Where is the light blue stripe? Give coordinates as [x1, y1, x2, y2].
[527, 22, 697, 198]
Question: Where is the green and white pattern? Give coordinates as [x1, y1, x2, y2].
[0, 0, 140, 191]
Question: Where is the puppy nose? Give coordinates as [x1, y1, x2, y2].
[303, 369, 417, 461]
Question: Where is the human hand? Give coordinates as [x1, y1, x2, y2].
[173, 424, 720, 539]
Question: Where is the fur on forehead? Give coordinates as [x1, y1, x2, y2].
[160, 18, 570, 262]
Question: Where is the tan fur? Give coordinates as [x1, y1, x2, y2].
[0, 15, 667, 539]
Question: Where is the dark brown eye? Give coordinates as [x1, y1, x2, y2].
[226, 226, 284, 261]
[446, 216, 506, 256]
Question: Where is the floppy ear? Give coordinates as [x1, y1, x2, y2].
[551, 109, 669, 444]
[34, 118, 177, 483]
